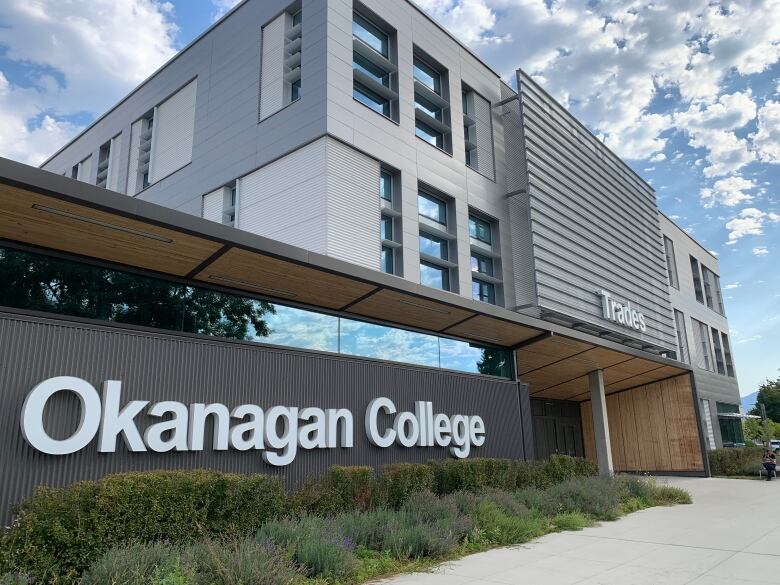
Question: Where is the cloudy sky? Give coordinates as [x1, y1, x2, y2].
[0, 0, 778, 395]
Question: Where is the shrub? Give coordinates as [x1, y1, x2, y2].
[289, 466, 378, 516]
[708, 446, 764, 476]
[379, 463, 435, 508]
[0, 574, 28, 585]
[538, 455, 598, 488]
[383, 521, 459, 560]
[80, 541, 182, 585]
[1, 471, 285, 582]
[258, 516, 357, 579]
[469, 501, 548, 546]
[183, 539, 300, 585]
[539, 477, 622, 520]
[552, 512, 591, 531]
[429, 458, 517, 494]
[333, 509, 397, 550]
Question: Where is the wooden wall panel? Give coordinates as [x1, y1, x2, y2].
[579, 375, 703, 473]
[580, 400, 596, 463]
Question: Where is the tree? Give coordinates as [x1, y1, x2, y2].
[743, 418, 780, 443]
[0, 248, 274, 341]
[749, 374, 780, 423]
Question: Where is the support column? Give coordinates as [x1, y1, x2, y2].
[588, 369, 613, 476]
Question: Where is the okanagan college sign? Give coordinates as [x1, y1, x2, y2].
[20, 377, 486, 465]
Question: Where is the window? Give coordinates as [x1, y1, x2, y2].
[420, 260, 449, 290]
[702, 266, 724, 314]
[70, 164, 78, 179]
[352, 10, 397, 121]
[291, 9, 302, 26]
[381, 245, 394, 274]
[711, 327, 726, 375]
[0, 246, 513, 378]
[380, 216, 393, 241]
[691, 318, 714, 371]
[664, 236, 678, 289]
[413, 49, 450, 152]
[419, 231, 448, 260]
[415, 121, 444, 149]
[472, 280, 495, 304]
[690, 256, 704, 303]
[674, 309, 689, 364]
[353, 54, 389, 86]
[202, 183, 237, 227]
[721, 332, 735, 377]
[413, 57, 441, 94]
[380, 171, 392, 201]
[471, 254, 493, 277]
[226, 185, 237, 226]
[260, 6, 301, 120]
[353, 13, 388, 56]
[462, 85, 494, 178]
[291, 78, 301, 102]
[464, 124, 472, 167]
[353, 82, 389, 116]
[469, 215, 491, 245]
[418, 191, 446, 224]
[96, 141, 111, 188]
[717, 403, 745, 446]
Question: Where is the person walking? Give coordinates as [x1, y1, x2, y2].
[763, 450, 777, 481]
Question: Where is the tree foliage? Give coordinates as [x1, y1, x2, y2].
[749, 373, 780, 423]
[743, 418, 780, 443]
[0, 248, 274, 340]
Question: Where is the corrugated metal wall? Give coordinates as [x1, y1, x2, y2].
[202, 188, 224, 223]
[151, 79, 198, 183]
[325, 138, 381, 270]
[259, 13, 286, 121]
[515, 71, 676, 350]
[0, 312, 527, 523]
[238, 137, 329, 251]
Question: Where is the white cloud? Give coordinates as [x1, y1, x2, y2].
[723, 282, 741, 289]
[700, 176, 757, 208]
[724, 208, 780, 244]
[753, 246, 770, 256]
[649, 152, 667, 162]
[753, 100, 780, 164]
[737, 335, 763, 344]
[0, 0, 178, 164]
[418, 0, 780, 167]
[211, 0, 242, 20]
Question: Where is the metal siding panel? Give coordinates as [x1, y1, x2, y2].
[238, 138, 329, 252]
[472, 92, 495, 180]
[202, 188, 224, 223]
[259, 14, 285, 120]
[0, 312, 527, 523]
[127, 120, 143, 195]
[516, 71, 675, 350]
[151, 79, 197, 183]
[326, 139, 381, 270]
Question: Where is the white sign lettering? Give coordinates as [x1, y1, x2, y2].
[599, 290, 647, 333]
[20, 377, 486, 465]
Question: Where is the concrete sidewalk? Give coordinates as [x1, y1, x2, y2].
[378, 477, 780, 585]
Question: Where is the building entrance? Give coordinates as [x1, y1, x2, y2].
[531, 399, 584, 459]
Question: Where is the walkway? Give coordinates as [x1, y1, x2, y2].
[379, 477, 780, 584]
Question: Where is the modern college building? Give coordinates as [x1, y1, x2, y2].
[0, 0, 742, 521]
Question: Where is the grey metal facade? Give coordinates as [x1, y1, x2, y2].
[38, 0, 730, 368]
[659, 214, 741, 448]
[0, 311, 527, 524]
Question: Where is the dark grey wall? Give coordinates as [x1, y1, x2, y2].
[0, 311, 527, 523]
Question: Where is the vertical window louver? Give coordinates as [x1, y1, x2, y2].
[96, 140, 111, 188]
[379, 170, 401, 275]
[462, 85, 494, 179]
[260, 3, 302, 121]
[352, 8, 398, 121]
[413, 49, 451, 153]
[137, 110, 155, 191]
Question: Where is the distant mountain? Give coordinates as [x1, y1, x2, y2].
[742, 391, 758, 413]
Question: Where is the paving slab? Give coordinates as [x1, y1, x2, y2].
[375, 477, 780, 585]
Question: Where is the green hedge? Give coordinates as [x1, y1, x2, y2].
[708, 446, 765, 476]
[0, 456, 596, 583]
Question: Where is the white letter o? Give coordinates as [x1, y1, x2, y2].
[21, 376, 102, 455]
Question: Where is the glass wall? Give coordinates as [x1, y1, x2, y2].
[0, 247, 513, 379]
[716, 402, 745, 446]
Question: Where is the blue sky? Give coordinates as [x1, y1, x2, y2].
[0, 0, 778, 395]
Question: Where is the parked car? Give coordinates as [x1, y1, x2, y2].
[770, 439, 780, 453]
